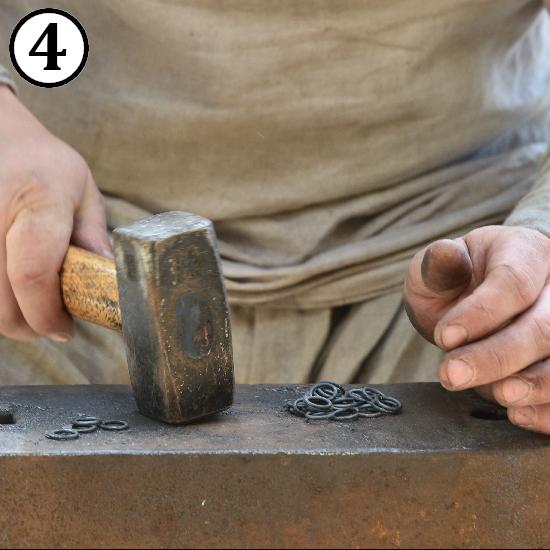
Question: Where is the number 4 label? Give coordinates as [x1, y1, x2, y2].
[29, 23, 68, 71]
[10, 8, 89, 88]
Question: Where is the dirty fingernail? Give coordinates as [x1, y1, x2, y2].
[48, 332, 73, 343]
[445, 359, 474, 389]
[501, 377, 531, 404]
[441, 325, 468, 349]
[511, 406, 536, 427]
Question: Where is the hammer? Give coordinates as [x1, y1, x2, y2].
[59, 211, 234, 424]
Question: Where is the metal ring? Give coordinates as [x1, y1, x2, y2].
[45, 428, 79, 441]
[293, 398, 308, 413]
[304, 395, 333, 411]
[361, 387, 385, 400]
[72, 415, 101, 427]
[358, 403, 379, 413]
[374, 395, 402, 414]
[345, 389, 370, 403]
[64, 423, 98, 434]
[99, 420, 129, 431]
[332, 397, 357, 408]
[310, 384, 337, 400]
[313, 382, 345, 399]
[331, 407, 359, 422]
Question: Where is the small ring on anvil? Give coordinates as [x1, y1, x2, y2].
[332, 397, 357, 408]
[345, 389, 370, 403]
[373, 395, 402, 414]
[45, 428, 79, 441]
[72, 416, 101, 427]
[331, 407, 359, 421]
[310, 382, 344, 400]
[304, 395, 333, 411]
[361, 387, 385, 400]
[64, 423, 98, 434]
[99, 420, 129, 431]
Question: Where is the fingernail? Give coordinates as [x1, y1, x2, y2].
[48, 332, 73, 343]
[511, 406, 537, 427]
[501, 377, 531, 405]
[441, 325, 468, 349]
[445, 359, 474, 389]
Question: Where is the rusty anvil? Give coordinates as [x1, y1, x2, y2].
[59, 211, 234, 424]
[0, 383, 549, 548]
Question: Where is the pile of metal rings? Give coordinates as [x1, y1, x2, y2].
[286, 381, 402, 422]
[45, 415, 129, 441]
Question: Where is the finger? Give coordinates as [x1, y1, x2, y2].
[71, 172, 113, 258]
[420, 239, 473, 294]
[493, 358, 550, 408]
[435, 232, 549, 350]
[0, 222, 38, 341]
[6, 198, 74, 341]
[404, 239, 472, 342]
[439, 284, 550, 390]
[508, 402, 550, 435]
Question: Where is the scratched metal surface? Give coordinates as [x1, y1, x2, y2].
[0, 384, 549, 549]
[0, 383, 546, 455]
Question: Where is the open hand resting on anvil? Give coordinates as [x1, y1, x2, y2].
[405, 225, 550, 435]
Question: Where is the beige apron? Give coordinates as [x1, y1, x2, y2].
[0, 0, 549, 384]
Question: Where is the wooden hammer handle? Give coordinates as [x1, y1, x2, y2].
[60, 246, 122, 332]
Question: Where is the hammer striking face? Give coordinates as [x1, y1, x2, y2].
[112, 212, 234, 424]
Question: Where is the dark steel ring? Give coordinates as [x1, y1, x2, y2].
[72, 416, 101, 427]
[99, 420, 129, 431]
[304, 395, 333, 411]
[331, 407, 359, 422]
[64, 423, 98, 434]
[361, 387, 385, 400]
[332, 397, 357, 409]
[45, 428, 79, 441]
[345, 389, 370, 403]
[374, 396, 402, 413]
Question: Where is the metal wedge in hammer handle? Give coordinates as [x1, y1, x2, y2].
[60, 245, 123, 332]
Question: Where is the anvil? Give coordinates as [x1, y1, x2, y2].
[0, 383, 549, 549]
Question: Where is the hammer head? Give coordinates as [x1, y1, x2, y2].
[112, 212, 234, 424]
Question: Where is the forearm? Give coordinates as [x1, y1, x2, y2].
[505, 147, 550, 238]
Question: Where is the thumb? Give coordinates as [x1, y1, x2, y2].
[404, 238, 473, 343]
[421, 239, 473, 296]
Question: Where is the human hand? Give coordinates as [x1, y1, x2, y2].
[0, 85, 111, 342]
[404, 225, 550, 434]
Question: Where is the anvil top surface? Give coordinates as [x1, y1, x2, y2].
[0, 384, 548, 456]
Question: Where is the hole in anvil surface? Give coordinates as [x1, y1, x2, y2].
[470, 406, 508, 421]
[0, 409, 15, 425]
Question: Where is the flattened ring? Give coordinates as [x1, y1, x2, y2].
[45, 428, 79, 441]
[99, 420, 129, 431]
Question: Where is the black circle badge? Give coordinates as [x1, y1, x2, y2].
[9, 8, 89, 88]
